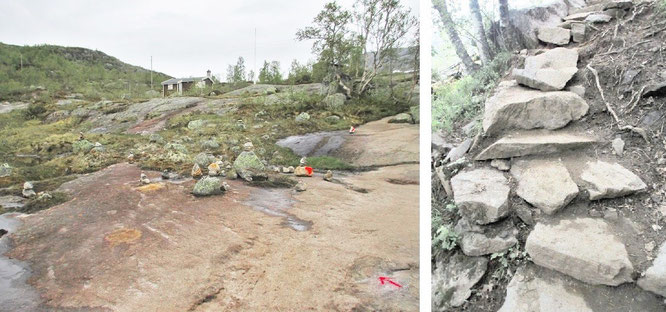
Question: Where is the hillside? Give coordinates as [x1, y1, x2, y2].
[0, 42, 171, 101]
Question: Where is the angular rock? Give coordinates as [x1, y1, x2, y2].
[537, 27, 571, 45]
[450, 168, 510, 225]
[526, 218, 634, 286]
[604, 0, 633, 10]
[388, 113, 413, 124]
[191, 163, 203, 178]
[192, 176, 223, 196]
[324, 170, 333, 181]
[564, 11, 595, 21]
[72, 139, 95, 154]
[475, 131, 596, 160]
[207, 162, 221, 176]
[194, 152, 215, 168]
[444, 138, 472, 163]
[499, 266, 593, 312]
[571, 23, 586, 43]
[490, 159, 510, 171]
[454, 218, 518, 256]
[511, 159, 579, 215]
[294, 166, 311, 177]
[294, 180, 307, 192]
[585, 13, 612, 23]
[232, 151, 266, 181]
[432, 252, 488, 309]
[612, 137, 625, 156]
[580, 160, 646, 200]
[482, 81, 588, 136]
[567, 84, 586, 97]
[638, 242, 666, 297]
[513, 47, 579, 91]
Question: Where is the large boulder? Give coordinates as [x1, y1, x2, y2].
[508, 0, 586, 48]
[432, 252, 488, 310]
[537, 27, 571, 45]
[323, 93, 346, 109]
[388, 113, 413, 124]
[475, 131, 596, 160]
[579, 160, 646, 200]
[192, 176, 223, 196]
[638, 242, 666, 297]
[232, 151, 266, 180]
[526, 218, 634, 286]
[450, 168, 510, 225]
[511, 159, 579, 215]
[512, 48, 579, 91]
[482, 80, 588, 136]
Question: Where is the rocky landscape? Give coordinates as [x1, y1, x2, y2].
[433, 0, 666, 311]
[0, 65, 419, 310]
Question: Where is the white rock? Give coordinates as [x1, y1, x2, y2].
[512, 159, 579, 215]
[450, 168, 510, 225]
[580, 160, 646, 200]
[475, 131, 596, 160]
[512, 48, 579, 91]
[638, 242, 666, 297]
[537, 27, 571, 45]
[432, 252, 488, 309]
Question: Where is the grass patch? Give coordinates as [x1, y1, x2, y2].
[432, 52, 512, 132]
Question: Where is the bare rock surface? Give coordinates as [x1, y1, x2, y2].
[450, 168, 510, 225]
[579, 160, 647, 200]
[482, 80, 588, 136]
[526, 218, 634, 286]
[537, 26, 571, 45]
[512, 159, 579, 215]
[475, 131, 596, 160]
[638, 242, 666, 297]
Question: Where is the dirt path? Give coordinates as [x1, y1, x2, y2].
[0, 117, 419, 311]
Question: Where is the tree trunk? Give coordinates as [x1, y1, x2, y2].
[469, 0, 493, 64]
[498, 0, 521, 51]
[434, 0, 478, 74]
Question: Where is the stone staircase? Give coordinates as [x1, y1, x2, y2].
[437, 0, 666, 311]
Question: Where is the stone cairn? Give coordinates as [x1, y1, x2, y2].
[434, 1, 666, 310]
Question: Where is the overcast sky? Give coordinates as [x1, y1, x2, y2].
[0, 0, 418, 81]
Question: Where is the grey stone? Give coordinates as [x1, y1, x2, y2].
[585, 13, 613, 23]
[294, 181, 307, 192]
[149, 133, 164, 144]
[0, 195, 25, 209]
[444, 139, 473, 163]
[192, 176, 223, 196]
[325, 115, 341, 123]
[450, 168, 510, 225]
[187, 119, 206, 130]
[232, 151, 266, 181]
[571, 23, 586, 42]
[432, 252, 488, 309]
[323, 93, 346, 109]
[567, 84, 586, 97]
[526, 218, 634, 286]
[511, 159, 579, 215]
[638, 242, 666, 297]
[194, 152, 215, 169]
[475, 131, 596, 160]
[612, 137, 625, 156]
[483, 80, 588, 136]
[389, 113, 413, 124]
[72, 139, 95, 154]
[537, 27, 571, 45]
[580, 160, 646, 200]
[455, 218, 518, 256]
[490, 159, 510, 171]
[0, 163, 12, 177]
[295, 112, 310, 122]
[564, 12, 595, 21]
[513, 48, 579, 91]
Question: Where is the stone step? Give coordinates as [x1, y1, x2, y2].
[513, 47, 579, 91]
[537, 26, 571, 45]
[499, 264, 666, 312]
[450, 168, 511, 225]
[475, 131, 597, 161]
[638, 242, 666, 297]
[483, 80, 588, 136]
[579, 160, 647, 200]
[526, 218, 634, 286]
[432, 252, 487, 309]
[511, 159, 579, 215]
[454, 218, 518, 256]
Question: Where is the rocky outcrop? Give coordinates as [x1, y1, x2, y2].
[475, 131, 596, 160]
[192, 176, 223, 196]
[513, 48, 579, 91]
[482, 80, 588, 136]
[580, 160, 647, 200]
[508, 0, 587, 48]
[511, 159, 579, 215]
[526, 218, 634, 286]
[432, 252, 488, 309]
[450, 168, 510, 224]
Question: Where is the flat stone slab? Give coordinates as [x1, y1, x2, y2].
[526, 218, 634, 286]
[564, 11, 596, 21]
[450, 168, 511, 225]
[537, 27, 571, 45]
[499, 264, 666, 312]
[580, 160, 647, 200]
[571, 23, 586, 43]
[512, 159, 579, 215]
[638, 242, 666, 297]
[483, 80, 588, 136]
[475, 131, 596, 160]
[513, 47, 579, 91]
[586, 13, 613, 23]
[432, 252, 488, 309]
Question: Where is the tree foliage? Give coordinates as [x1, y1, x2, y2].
[258, 60, 283, 84]
[226, 57, 247, 84]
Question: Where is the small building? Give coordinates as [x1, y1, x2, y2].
[161, 70, 215, 96]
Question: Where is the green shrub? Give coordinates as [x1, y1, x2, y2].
[432, 52, 512, 132]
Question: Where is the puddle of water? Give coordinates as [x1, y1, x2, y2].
[0, 213, 42, 311]
[243, 188, 312, 231]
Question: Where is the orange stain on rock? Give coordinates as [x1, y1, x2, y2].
[104, 228, 142, 247]
[135, 183, 165, 192]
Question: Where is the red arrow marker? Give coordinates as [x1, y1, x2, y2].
[379, 276, 402, 288]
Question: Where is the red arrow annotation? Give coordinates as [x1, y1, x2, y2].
[378, 276, 402, 288]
